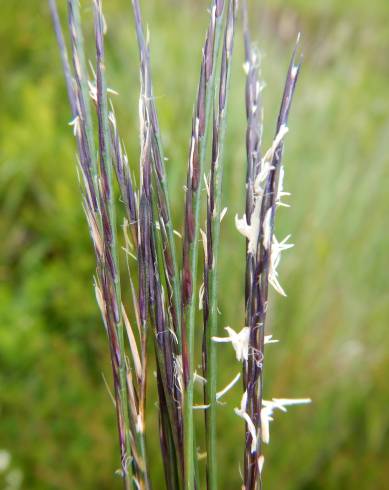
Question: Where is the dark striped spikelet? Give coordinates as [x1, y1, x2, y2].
[50, 0, 310, 489]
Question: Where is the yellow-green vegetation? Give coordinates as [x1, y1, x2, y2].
[1, 0, 388, 489]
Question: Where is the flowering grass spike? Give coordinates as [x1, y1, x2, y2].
[49, 0, 310, 489]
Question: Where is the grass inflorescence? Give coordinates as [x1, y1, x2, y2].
[50, 0, 310, 489]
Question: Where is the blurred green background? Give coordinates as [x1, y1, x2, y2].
[1, 0, 388, 489]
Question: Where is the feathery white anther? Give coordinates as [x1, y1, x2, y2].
[254, 124, 289, 196]
[212, 327, 277, 362]
[261, 398, 311, 444]
[234, 391, 258, 453]
[213, 327, 250, 361]
[268, 234, 294, 296]
[192, 373, 241, 411]
[216, 372, 241, 401]
[276, 166, 291, 208]
[235, 125, 289, 254]
[235, 212, 257, 255]
[264, 335, 279, 344]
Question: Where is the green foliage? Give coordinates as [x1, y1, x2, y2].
[1, 0, 388, 488]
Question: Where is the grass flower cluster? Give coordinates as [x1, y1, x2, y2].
[50, 0, 310, 488]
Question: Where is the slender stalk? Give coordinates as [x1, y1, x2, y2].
[203, 3, 237, 489]
[240, 7, 302, 485]
[68, 0, 100, 208]
[180, 3, 226, 489]
[131, 0, 182, 352]
[242, 0, 263, 314]
[132, 4, 185, 474]
[241, 2, 263, 485]
[109, 105, 138, 247]
[110, 105, 153, 489]
[93, 2, 133, 488]
[254, 40, 301, 476]
[51, 1, 136, 486]
[49, 0, 76, 116]
[132, 2, 185, 482]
